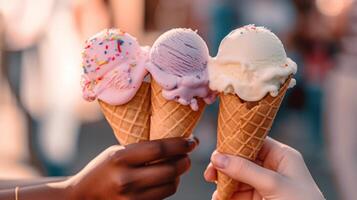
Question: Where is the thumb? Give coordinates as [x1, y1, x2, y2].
[211, 151, 284, 193]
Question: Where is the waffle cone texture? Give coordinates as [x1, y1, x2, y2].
[150, 80, 205, 140]
[216, 78, 292, 200]
[98, 82, 151, 145]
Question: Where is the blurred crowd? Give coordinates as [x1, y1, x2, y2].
[0, 0, 356, 199]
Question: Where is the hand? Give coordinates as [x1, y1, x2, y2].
[204, 137, 325, 200]
[66, 137, 198, 200]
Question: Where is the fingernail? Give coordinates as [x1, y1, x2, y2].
[187, 138, 197, 149]
[212, 152, 229, 169]
[193, 137, 200, 145]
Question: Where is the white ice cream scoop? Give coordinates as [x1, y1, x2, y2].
[208, 25, 297, 101]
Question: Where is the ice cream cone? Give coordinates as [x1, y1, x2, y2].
[150, 80, 205, 140]
[98, 82, 151, 145]
[216, 78, 291, 200]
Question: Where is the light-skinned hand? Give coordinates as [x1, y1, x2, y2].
[204, 137, 325, 200]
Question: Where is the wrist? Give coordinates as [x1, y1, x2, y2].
[48, 178, 75, 200]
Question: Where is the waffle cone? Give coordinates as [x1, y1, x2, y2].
[150, 80, 205, 140]
[98, 82, 151, 145]
[216, 78, 291, 200]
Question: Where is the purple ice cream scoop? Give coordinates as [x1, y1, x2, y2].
[147, 28, 216, 111]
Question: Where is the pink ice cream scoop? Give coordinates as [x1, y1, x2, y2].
[147, 28, 216, 111]
[81, 29, 149, 105]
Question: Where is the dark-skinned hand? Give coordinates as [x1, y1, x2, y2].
[66, 137, 198, 200]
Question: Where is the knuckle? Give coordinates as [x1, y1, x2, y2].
[107, 146, 125, 163]
[232, 157, 247, 173]
[116, 174, 134, 194]
[265, 174, 283, 191]
[291, 149, 304, 160]
[227, 157, 250, 180]
[282, 145, 304, 161]
[149, 142, 166, 158]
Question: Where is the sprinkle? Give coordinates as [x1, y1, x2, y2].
[196, 75, 201, 79]
[285, 64, 288, 67]
[117, 40, 122, 52]
[115, 53, 120, 57]
[130, 63, 137, 68]
[105, 45, 109, 49]
[104, 51, 107, 54]
[112, 57, 115, 61]
[90, 59, 94, 62]
[85, 45, 91, 49]
[99, 42, 103, 45]
[95, 67, 100, 71]
[98, 77, 103, 81]
[97, 60, 109, 66]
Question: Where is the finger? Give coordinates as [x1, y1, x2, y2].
[204, 163, 217, 182]
[212, 190, 218, 200]
[257, 137, 286, 162]
[213, 188, 255, 200]
[131, 155, 190, 190]
[128, 181, 179, 200]
[258, 137, 308, 178]
[114, 137, 198, 165]
[236, 182, 253, 192]
[188, 135, 200, 146]
[231, 190, 254, 200]
[211, 151, 286, 193]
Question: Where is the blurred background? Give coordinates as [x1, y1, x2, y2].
[0, 0, 356, 199]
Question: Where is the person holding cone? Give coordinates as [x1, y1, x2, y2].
[0, 137, 198, 199]
[77, 26, 326, 200]
[204, 137, 325, 200]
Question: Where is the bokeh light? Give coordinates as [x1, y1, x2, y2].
[316, 0, 354, 16]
